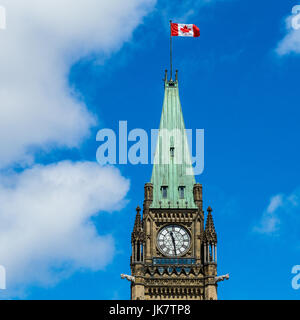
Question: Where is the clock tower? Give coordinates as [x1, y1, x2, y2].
[130, 71, 220, 300]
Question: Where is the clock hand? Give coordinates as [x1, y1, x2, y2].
[170, 231, 177, 256]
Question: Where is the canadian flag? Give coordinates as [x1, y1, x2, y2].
[171, 23, 200, 37]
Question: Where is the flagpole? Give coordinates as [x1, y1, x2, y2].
[170, 20, 173, 80]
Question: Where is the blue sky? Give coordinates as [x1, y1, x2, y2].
[0, 0, 300, 300]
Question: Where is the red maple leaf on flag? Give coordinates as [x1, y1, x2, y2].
[180, 25, 191, 33]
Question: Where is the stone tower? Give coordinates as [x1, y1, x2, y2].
[130, 71, 219, 300]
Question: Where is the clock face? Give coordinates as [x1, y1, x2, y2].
[157, 225, 191, 257]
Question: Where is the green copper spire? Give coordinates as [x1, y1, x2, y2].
[150, 71, 197, 209]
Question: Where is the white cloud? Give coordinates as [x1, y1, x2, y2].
[254, 190, 300, 236]
[0, 0, 155, 168]
[0, 0, 155, 298]
[253, 195, 282, 235]
[0, 161, 129, 297]
[276, 13, 300, 56]
[266, 195, 283, 214]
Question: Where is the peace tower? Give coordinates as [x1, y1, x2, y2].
[128, 71, 226, 300]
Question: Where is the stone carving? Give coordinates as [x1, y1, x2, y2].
[121, 274, 135, 283]
[215, 274, 229, 283]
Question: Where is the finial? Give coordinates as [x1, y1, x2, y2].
[164, 69, 168, 82]
[207, 206, 213, 213]
[136, 206, 141, 213]
[175, 70, 178, 81]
